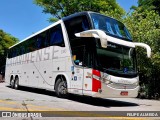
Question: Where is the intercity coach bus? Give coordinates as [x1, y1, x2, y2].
[5, 11, 151, 98]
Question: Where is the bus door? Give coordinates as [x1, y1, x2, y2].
[71, 46, 85, 95]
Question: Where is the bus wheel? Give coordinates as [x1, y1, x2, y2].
[55, 78, 68, 98]
[10, 79, 15, 89]
[14, 77, 19, 90]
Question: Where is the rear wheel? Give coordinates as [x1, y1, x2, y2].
[55, 78, 68, 98]
[14, 77, 19, 90]
[10, 78, 15, 89]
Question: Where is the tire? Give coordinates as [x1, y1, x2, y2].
[55, 78, 68, 98]
[10, 78, 15, 89]
[14, 77, 19, 90]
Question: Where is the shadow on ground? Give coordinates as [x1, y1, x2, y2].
[7, 85, 139, 108]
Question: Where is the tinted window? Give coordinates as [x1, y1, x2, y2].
[36, 37, 43, 49]
[90, 13, 132, 41]
[12, 48, 17, 57]
[28, 37, 36, 52]
[23, 41, 29, 54]
[72, 46, 85, 66]
[64, 15, 90, 40]
[8, 49, 12, 58]
[36, 31, 49, 49]
[49, 24, 64, 47]
[71, 38, 95, 68]
[20, 46, 25, 55]
[7, 24, 65, 58]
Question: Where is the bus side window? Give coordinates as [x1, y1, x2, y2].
[36, 31, 48, 49]
[21, 46, 25, 55]
[8, 49, 11, 58]
[28, 37, 36, 52]
[12, 49, 16, 58]
[49, 25, 65, 47]
[36, 36, 42, 49]
[8, 49, 12, 58]
[82, 18, 89, 30]
[43, 31, 49, 47]
[16, 46, 20, 56]
[11, 49, 14, 58]
[64, 15, 90, 40]
[72, 46, 85, 66]
[23, 41, 29, 54]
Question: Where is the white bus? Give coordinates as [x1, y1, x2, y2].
[5, 11, 151, 98]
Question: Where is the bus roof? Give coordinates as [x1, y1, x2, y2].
[9, 11, 120, 49]
[9, 20, 62, 49]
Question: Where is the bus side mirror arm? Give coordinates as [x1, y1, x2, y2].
[75, 30, 108, 48]
[134, 42, 151, 58]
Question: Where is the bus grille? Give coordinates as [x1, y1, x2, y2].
[108, 83, 137, 89]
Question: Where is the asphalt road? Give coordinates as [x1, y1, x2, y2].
[0, 82, 160, 120]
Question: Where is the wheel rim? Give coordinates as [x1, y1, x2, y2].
[11, 79, 14, 87]
[15, 79, 18, 89]
[58, 81, 67, 95]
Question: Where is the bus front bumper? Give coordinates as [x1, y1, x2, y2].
[93, 83, 139, 98]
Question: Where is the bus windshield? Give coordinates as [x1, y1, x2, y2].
[90, 13, 132, 41]
[96, 42, 137, 77]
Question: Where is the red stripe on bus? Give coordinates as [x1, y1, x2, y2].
[92, 78, 101, 92]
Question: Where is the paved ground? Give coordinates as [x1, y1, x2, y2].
[0, 82, 160, 120]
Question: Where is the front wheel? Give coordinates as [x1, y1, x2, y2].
[55, 78, 68, 98]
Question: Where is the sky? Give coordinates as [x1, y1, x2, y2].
[0, 0, 138, 41]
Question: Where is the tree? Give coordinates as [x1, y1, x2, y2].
[34, 0, 125, 22]
[0, 29, 18, 68]
[124, 9, 160, 98]
[131, 0, 160, 15]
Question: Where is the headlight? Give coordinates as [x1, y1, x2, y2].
[102, 78, 113, 85]
[133, 81, 139, 86]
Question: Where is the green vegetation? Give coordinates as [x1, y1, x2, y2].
[34, 0, 125, 22]
[124, 0, 160, 99]
[131, 0, 160, 15]
[0, 29, 18, 68]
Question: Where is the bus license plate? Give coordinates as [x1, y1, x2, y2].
[120, 91, 128, 96]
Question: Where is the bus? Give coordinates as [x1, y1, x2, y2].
[5, 11, 151, 98]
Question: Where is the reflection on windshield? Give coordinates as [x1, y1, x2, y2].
[97, 42, 136, 75]
[90, 13, 132, 40]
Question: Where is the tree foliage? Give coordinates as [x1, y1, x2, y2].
[131, 0, 160, 15]
[0, 29, 18, 68]
[124, 8, 160, 98]
[34, 0, 125, 22]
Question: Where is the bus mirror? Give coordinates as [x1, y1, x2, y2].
[75, 30, 108, 48]
[134, 42, 151, 58]
[129, 48, 134, 59]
